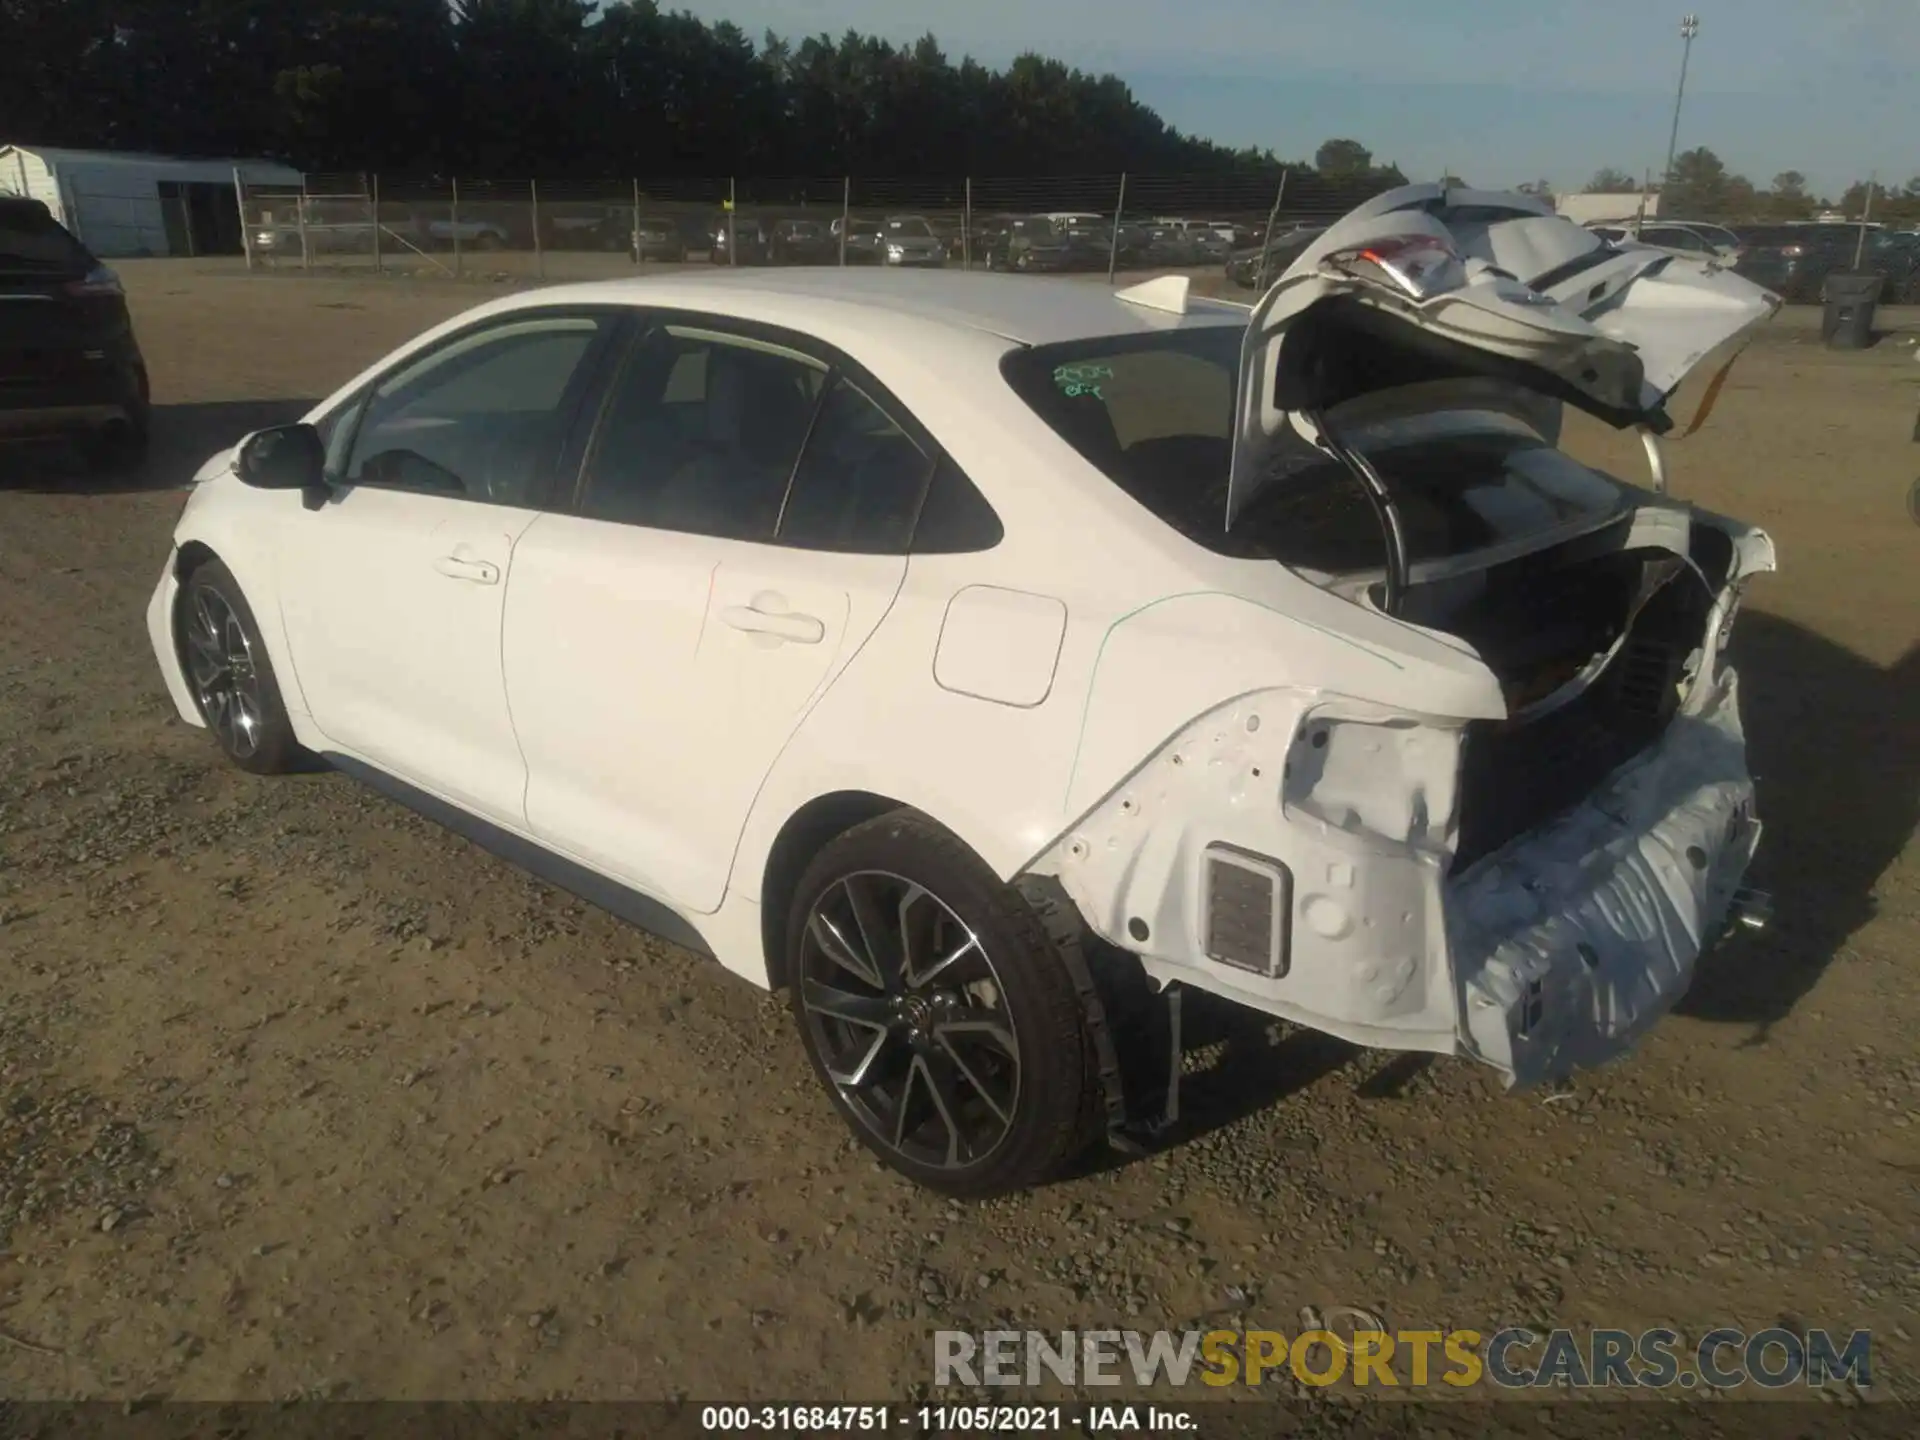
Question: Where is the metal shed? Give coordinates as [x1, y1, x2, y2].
[0, 145, 303, 258]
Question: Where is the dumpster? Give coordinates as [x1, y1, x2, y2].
[1821, 270, 1884, 350]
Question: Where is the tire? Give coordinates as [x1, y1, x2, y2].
[787, 810, 1099, 1197]
[475, 232, 504, 252]
[80, 412, 149, 474]
[176, 557, 304, 775]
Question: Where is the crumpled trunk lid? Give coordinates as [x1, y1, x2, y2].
[1227, 184, 1781, 527]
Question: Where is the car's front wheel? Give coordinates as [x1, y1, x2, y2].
[787, 812, 1098, 1197]
[178, 557, 303, 775]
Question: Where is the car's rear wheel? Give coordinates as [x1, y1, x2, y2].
[178, 558, 303, 775]
[787, 811, 1098, 1197]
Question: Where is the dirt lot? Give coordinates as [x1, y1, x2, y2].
[0, 259, 1915, 1408]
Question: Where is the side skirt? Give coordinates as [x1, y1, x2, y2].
[323, 752, 716, 961]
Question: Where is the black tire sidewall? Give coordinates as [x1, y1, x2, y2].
[178, 558, 303, 775]
[785, 810, 1095, 1197]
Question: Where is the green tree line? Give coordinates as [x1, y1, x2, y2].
[0, 0, 1413, 183]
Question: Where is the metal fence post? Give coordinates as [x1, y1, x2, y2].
[234, 168, 254, 270]
[728, 177, 737, 266]
[298, 179, 310, 270]
[370, 173, 383, 273]
[1853, 172, 1876, 269]
[532, 179, 544, 279]
[632, 178, 641, 265]
[1106, 172, 1128, 284]
[1256, 168, 1289, 291]
[963, 176, 972, 270]
[839, 177, 849, 266]
[451, 177, 462, 277]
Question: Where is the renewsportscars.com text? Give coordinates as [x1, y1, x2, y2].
[933, 1327, 1873, 1390]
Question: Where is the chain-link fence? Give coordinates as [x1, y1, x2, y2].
[235, 169, 1406, 289]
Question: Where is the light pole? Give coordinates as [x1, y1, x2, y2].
[1662, 14, 1701, 198]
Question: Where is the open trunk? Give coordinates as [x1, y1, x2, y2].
[1010, 185, 1781, 877]
[1220, 184, 1780, 870]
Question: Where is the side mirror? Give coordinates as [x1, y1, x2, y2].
[235, 424, 326, 492]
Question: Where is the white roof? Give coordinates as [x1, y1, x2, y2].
[2, 144, 301, 181]
[528, 267, 1249, 347]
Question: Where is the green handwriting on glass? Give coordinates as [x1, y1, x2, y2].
[1053, 362, 1114, 400]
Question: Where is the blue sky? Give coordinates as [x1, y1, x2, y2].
[666, 0, 1917, 197]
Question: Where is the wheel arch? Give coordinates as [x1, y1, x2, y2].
[166, 532, 313, 721]
[758, 789, 908, 992]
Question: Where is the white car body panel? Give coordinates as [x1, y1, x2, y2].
[278, 486, 539, 827]
[505, 513, 908, 914]
[148, 224, 1779, 1089]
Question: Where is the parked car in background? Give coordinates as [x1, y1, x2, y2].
[985, 216, 1080, 272]
[0, 195, 149, 471]
[631, 217, 688, 262]
[251, 199, 400, 257]
[1588, 221, 1740, 263]
[928, 217, 967, 255]
[1225, 223, 1327, 289]
[845, 215, 948, 267]
[423, 214, 512, 251]
[768, 218, 838, 266]
[1191, 218, 1260, 248]
[1731, 223, 1898, 302]
[1869, 231, 1920, 301]
[544, 206, 633, 252]
[709, 213, 771, 265]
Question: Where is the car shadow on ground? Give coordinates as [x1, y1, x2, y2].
[0, 398, 316, 495]
[1677, 613, 1920, 1043]
[1069, 611, 1919, 1179]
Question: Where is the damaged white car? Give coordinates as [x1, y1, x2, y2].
[145, 184, 1779, 1195]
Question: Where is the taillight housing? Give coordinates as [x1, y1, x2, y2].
[64, 265, 124, 298]
[1319, 233, 1468, 301]
[1778, 244, 1806, 259]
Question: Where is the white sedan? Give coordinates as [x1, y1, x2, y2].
[147, 185, 1780, 1196]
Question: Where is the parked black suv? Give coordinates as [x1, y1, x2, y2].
[1, 197, 150, 470]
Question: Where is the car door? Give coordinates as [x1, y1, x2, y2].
[276, 308, 621, 826]
[503, 315, 936, 914]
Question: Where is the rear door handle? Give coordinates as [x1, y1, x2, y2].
[434, 555, 500, 585]
[719, 605, 824, 644]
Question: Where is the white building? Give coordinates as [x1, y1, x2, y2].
[1554, 191, 1660, 226]
[0, 145, 302, 257]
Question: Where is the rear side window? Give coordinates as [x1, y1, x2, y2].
[912, 456, 1004, 553]
[0, 200, 93, 273]
[1002, 326, 1241, 535]
[776, 376, 932, 553]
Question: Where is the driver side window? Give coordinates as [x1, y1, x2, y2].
[343, 314, 609, 507]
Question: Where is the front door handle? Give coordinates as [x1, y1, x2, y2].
[719, 604, 825, 644]
[434, 555, 499, 585]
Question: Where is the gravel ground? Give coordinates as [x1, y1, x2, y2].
[0, 260, 1913, 1413]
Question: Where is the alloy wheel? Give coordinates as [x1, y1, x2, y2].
[184, 585, 265, 759]
[798, 870, 1022, 1172]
